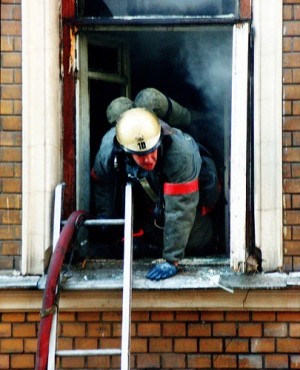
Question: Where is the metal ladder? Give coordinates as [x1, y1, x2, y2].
[47, 182, 133, 370]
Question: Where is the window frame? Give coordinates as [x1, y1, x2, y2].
[21, 0, 282, 275]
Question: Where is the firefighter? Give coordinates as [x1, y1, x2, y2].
[91, 107, 220, 280]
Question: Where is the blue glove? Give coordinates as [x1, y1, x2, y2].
[146, 262, 178, 281]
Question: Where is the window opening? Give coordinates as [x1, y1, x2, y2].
[76, 26, 234, 262]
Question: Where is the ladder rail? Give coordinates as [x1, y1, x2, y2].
[44, 182, 133, 370]
[121, 182, 133, 370]
[47, 183, 64, 370]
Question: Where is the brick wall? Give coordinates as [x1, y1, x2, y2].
[2, 310, 300, 369]
[283, 1, 300, 271]
[0, 0, 22, 271]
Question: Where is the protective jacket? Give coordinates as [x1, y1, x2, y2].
[91, 122, 218, 261]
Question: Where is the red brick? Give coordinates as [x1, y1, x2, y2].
[87, 323, 111, 337]
[77, 312, 100, 322]
[99, 338, 121, 349]
[292, 196, 300, 209]
[60, 356, 85, 369]
[0, 131, 22, 146]
[284, 116, 300, 130]
[277, 338, 300, 352]
[265, 354, 289, 369]
[252, 312, 276, 322]
[74, 337, 97, 350]
[251, 338, 275, 352]
[213, 323, 236, 336]
[263, 323, 288, 337]
[285, 22, 300, 36]
[291, 355, 300, 368]
[0, 323, 11, 337]
[239, 355, 263, 369]
[10, 354, 34, 369]
[0, 100, 14, 114]
[2, 313, 24, 322]
[238, 323, 262, 337]
[26, 312, 41, 322]
[151, 311, 174, 321]
[283, 5, 293, 20]
[284, 211, 300, 225]
[1, 53, 21, 68]
[0, 68, 14, 82]
[0, 147, 21, 162]
[188, 354, 211, 368]
[161, 353, 185, 368]
[131, 311, 149, 321]
[292, 163, 300, 176]
[24, 338, 37, 353]
[136, 353, 160, 368]
[188, 322, 211, 337]
[199, 338, 222, 353]
[112, 322, 122, 337]
[2, 178, 22, 193]
[174, 338, 197, 353]
[201, 311, 224, 321]
[102, 311, 122, 321]
[59, 312, 75, 322]
[57, 337, 72, 351]
[213, 354, 237, 368]
[283, 147, 300, 162]
[0, 355, 9, 369]
[284, 240, 300, 254]
[1, 85, 21, 100]
[0, 338, 23, 352]
[87, 355, 111, 369]
[131, 338, 147, 353]
[0, 195, 21, 209]
[138, 323, 161, 337]
[0, 210, 21, 224]
[293, 257, 300, 270]
[163, 322, 185, 337]
[226, 311, 250, 321]
[290, 323, 300, 336]
[61, 323, 85, 337]
[176, 311, 199, 321]
[0, 116, 21, 130]
[1, 21, 21, 36]
[149, 338, 172, 353]
[278, 312, 300, 321]
[225, 338, 248, 353]
[13, 323, 36, 337]
[0, 256, 13, 269]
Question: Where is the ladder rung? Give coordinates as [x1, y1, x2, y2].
[61, 219, 125, 226]
[56, 348, 122, 357]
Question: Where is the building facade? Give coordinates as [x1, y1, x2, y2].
[1, 0, 300, 369]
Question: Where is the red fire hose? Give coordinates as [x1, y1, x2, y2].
[35, 210, 88, 370]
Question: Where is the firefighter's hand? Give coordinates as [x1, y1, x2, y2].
[146, 261, 178, 281]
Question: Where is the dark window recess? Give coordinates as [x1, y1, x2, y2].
[78, 0, 238, 18]
[88, 44, 119, 73]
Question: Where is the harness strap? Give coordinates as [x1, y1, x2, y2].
[138, 177, 158, 203]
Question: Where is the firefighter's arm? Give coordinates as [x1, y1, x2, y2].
[162, 180, 199, 261]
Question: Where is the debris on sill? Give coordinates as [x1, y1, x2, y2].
[0, 258, 297, 291]
[37, 257, 289, 291]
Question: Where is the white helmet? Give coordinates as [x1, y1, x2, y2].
[116, 108, 162, 155]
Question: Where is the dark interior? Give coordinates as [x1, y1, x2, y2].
[79, 28, 233, 261]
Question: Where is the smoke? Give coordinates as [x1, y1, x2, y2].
[179, 31, 232, 115]
[128, 0, 224, 16]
